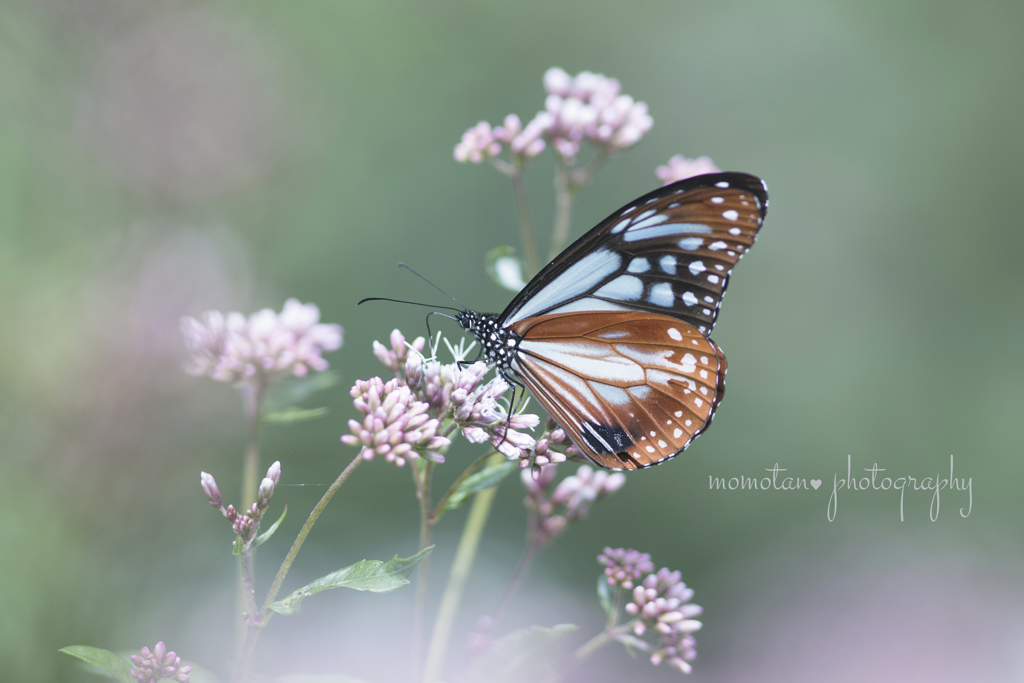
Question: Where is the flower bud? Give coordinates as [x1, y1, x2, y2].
[266, 461, 281, 487]
[256, 477, 275, 511]
[200, 472, 222, 508]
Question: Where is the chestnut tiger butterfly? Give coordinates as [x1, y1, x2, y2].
[375, 172, 768, 470]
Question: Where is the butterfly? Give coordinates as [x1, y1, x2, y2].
[446, 172, 769, 471]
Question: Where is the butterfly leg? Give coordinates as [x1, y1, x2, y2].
[495, 369, 527, 448]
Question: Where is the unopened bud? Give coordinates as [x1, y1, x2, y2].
[200, 472, 222, 508]
[256, 477, 275, 511]
[266, 461, 281, 487]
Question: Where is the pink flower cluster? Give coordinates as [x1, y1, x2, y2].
[343, 329, 543, 467]
[454, 67, 653, 167]
[181, 299, 342, 385]
[542, 67, 652, 162]
[129, 642, 191, 683]
[625, 566, 703, 673]
[342, 377, 450, 466]
[655, 154, 721, 185]
[521, 463, 626, 545]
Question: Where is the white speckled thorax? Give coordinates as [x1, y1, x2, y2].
[456, 311, 523, 371]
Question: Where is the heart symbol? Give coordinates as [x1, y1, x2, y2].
[810, 479, 822, 490]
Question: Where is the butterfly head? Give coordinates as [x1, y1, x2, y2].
[456, 310, 521, 370]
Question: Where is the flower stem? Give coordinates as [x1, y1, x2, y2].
[548, 152, 608, 261]
[231, 544, 260, 683]
[545, 623, 633, 683]
[549, 160, 575, 261]
[510, 170, 539, 277]
[422, 453, 505, 683]
[411, 460, 435, 681]
[229, 451, 364, 683]
[430, 450, 495, 522]
[492, 541, 540, 628]
[240, 381, 266, 510]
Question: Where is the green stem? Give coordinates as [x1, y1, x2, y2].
[492, 541, 541, 628]
[431, 450, 496, 522]
[422, 453, 505, 683]
[230, 452, 363, 683]
[240, 381, 266, 510]
[260, 452, 363, 613]
[231, 544, 260, 683]
[545, 623, 633, 683]
[510, 170, 539, 278]
[411, 460, 435, 681]
[548, 152, 608, 261]
[549, 161, 575, 261]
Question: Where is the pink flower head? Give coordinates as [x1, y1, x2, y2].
[540, 68, 653, 161]
[454, 121, 502, 163]
[656, 155, 721, 185]
[342, 377, 450, 466]
[181, 299, 342, 386]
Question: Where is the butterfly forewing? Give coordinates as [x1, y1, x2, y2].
[508, 310, 727, 470]
[501, 172, 768, 336]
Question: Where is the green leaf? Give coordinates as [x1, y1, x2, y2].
[466, 624, 577, 683]
[262, 407, 329, 424]
[232, 533, 245, 556]
[254, 505, 287, 548]
[268, 546, 433, 616]
[597, 575, 612, 620]
[59, 646, 135, 683]
[264, 371, 339, 412]
[485, 246, 526, 292]
[438, 459, 517, 517]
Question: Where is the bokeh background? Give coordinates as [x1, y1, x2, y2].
[2, 1, 1023, 681]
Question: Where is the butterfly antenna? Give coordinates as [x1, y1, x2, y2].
[398, 263, 468, 310]
[357, 297, 462, 313]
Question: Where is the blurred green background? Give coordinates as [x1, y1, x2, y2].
[2, 0, 1023, 681]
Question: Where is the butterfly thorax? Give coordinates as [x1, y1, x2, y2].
[456, 310, 523, 371]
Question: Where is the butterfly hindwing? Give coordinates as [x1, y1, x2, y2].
[508, 310, 727, 470]
[501, 172, 768, 336]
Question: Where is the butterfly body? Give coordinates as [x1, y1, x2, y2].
[457, 172, 767, 470]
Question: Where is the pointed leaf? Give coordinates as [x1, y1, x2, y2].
[263, 407, 329, 424]
[438, 460, 517, 516]
[485, 246, 526, 292]
[466, 624, 577, 683]
[597, 575, 612, 620]
[59, 646, 135, 683]
[254, 506, 287, 548]
[232, 534, 245, 556]
[268, 546, 433, 616]
[264, 371, 339, 412]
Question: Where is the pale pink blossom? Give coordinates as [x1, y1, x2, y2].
[181, 299, 342, 385]
[656, 155, 721, 185]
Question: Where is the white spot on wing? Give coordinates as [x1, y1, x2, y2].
[667, 327, 682, 341]
[660, 255, 677, 274]
[688, 260, 706, 275]
[595, 275, 644, 301]
[650, 283, 674, 307]
[715, 181, 729, 188]
[682, 291, 698, 306]
[708, 241, 727, 250]
[624, 222, 710, 243]
[610, 218, 630, 234]
[627, 257, 651, 273]
[678, 237, 703, 250]
[711, 197, 724, 204]
[723, 210, 739, 220]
